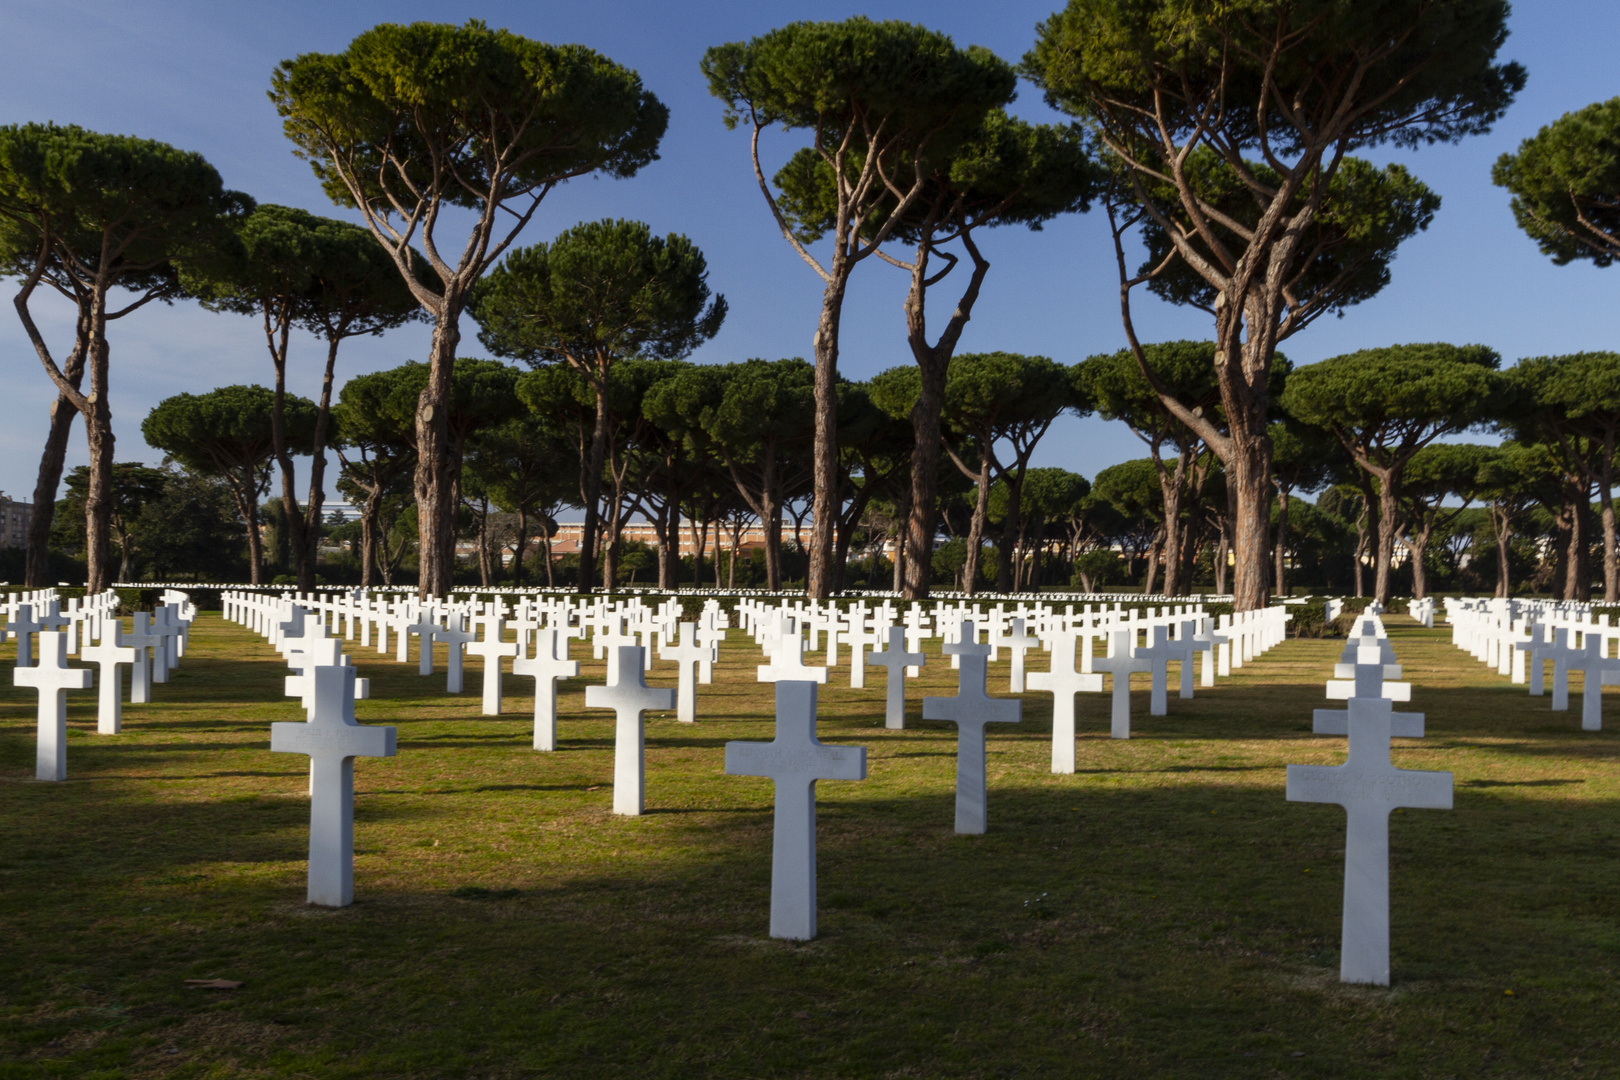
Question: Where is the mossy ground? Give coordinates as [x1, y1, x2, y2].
[0, 613, 1614, 1078]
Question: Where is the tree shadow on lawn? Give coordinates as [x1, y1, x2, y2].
[4, 778, 1620, 1078]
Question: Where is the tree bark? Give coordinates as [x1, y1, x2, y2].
[26, 384, 81, 588]
[806, 276, 847, 599]
[1491, 504, 1513, 598]
[575, 382, 610, 594]
[300, 334, 343, 587]
[1273, 486, 1292, 597]
[414, 313, 460, 599]
[960, 453, 992, 596]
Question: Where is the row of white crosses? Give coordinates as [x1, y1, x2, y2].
[1287, 613, 1452, 986]
[9, 591, 187, 780]
[224, 590, 723, 757]
[1445, 596, 1620, 730]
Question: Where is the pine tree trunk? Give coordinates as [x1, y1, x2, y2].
[806, 275, 847, 599]
[25, 335, 86, 588]
[414, 312, 460, 599]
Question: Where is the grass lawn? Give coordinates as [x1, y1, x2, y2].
[0, 611, 1615, 1078]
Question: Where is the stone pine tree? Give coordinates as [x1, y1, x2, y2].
[1494, 97, 1620, 266]
[272, 19, 668, 598]
[773, 105, 1100, 597]
[1282, 343, 1502, 606]
[1475, 441, 1560, 598]
[1024, 0, 1523, 611]
[1398, 442, 1491, 600]
[182, 204, 423, 591]
[1508, 353, 1620, 602]
[142, 385, 317, 585]
[0, 123, 251, 592]
[469, 219, 725, 592]
[1076, 342, 1231, 598]
[703, 18, 1017, 598]
[332, 367, 419, 587]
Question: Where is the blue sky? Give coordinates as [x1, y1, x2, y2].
[1, 0, 1617, 507]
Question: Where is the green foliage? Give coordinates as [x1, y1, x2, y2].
[0, 122, 252, 284]
[702, 18, 1014, 147]
[471, 219, 726, 374]
[944, 352, 1074, 443]
[1493, 97, 1620, 266]
[1024, 0, 1524, 154]
[1076, 341, 1226, 441]
[1282, 343, 1503, 456]
[179, 203, 422, 336]
[1089, 458, 1162, 526]
[142, 385, 316, 479]
[272, 20, 667, 219]
[380, 358, 524, 455]
[131, 468, 249, 581]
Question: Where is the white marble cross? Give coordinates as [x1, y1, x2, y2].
[125, 612, 162, 705]
[1027, 630, 1103, 774]
[513, 628, 579, 751]
[584, 645, 676, 815]
[1286, 695, 1452, 985]
[725, 680, 866, 941]
[1091, 630, 1152, 738]
[1565, 636, 1620, 731]
[9, 603, 41, 667]
[868, 626, 925, 729]
[1191, 620, 1226, 687]
[270, 664, 397, 907]
[80, 627, 138, 735]
[844, 619, 878, 689]
[434, 613, 476, 694]
[1002, 618, 1039, 694]
[467, 615, 521, 715]
[1131, 625, 1181, 716]
[696, 618, 724, 683]
[1314, 650, 1424, 736]
[14, 630, 93, 781]
[406, 609, 440, 675]
[659, 623, 711, 723]
[757, 632, 828, 684]
[922, 621, 1020, 834]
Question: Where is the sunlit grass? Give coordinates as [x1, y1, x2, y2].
[0, 612, 1615, 1078]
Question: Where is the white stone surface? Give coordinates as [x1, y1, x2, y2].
[757, 632, 828, 684]
[922, 621, 1021, 834]
[868, 626, 925, 730]
[1092, 630, 1151, 739]
[270, 664, 397, 907]
[434, 613, 476, 694]
[1027, 630, 1103, 774]
[659, 623, 710, 723]
[585, 645, 676, 816]
[725, 680, 867, 941]
[467, 615, 520, 716]
[1287, 696, 1452, 986]
[514, 628, 579, 751]
[14, 630, 92, 781]
[80, 628, 137, 735]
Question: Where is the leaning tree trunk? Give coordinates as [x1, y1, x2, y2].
[961, 455, 992, 597]
[414, 310, 460, 600]
[25, 335, 87, 588]
[806, 274, 848, 600]
[1493, 507, 1513, 598]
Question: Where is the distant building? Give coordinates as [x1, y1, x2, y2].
[0, 493, 32, 549]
